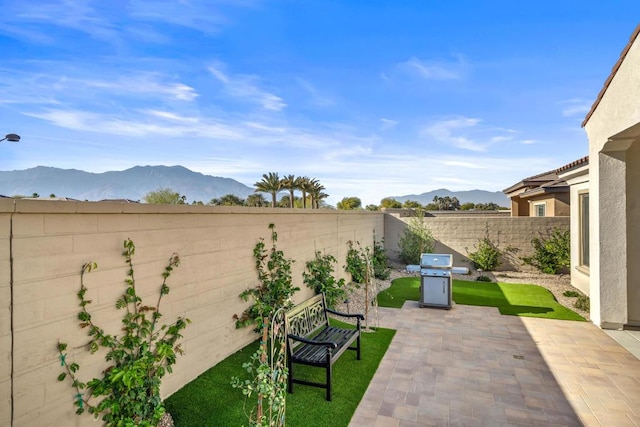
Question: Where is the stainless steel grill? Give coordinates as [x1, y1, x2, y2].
[418, 253, 453, 309]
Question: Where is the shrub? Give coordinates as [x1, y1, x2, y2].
[467, 237, 502, 271]
[303, 251, 346, 307]
[475, 275, 493, 282]
[372, 237, 390, 280]
[563, 290, 580, 298]
[398, 210, 435, 264]
[521, 228, 570, 274]
[235, 224, 299, 331]
[57, 239, 190, 427]
[345, 240, 367, 284]
[575, 295, 590, 311]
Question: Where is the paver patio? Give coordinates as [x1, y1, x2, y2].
[350, 302, 640, 427]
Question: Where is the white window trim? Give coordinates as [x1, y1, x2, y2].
[533, 202, 546, 217]
[578, 192, 589, 268]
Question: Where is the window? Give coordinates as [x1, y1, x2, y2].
[579, 193, 589, 267]
[534, 203, 546, 217]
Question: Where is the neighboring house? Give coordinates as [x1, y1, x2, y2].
[557, 157, 590, 296]
[577, 24, 640, 330]
[503, 160, 583, 217]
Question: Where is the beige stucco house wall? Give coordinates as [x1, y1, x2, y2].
[558, 163, 590, 295]
[503, 168, 572, 218]
[582, 24, 640, 329]
[525, 193, 570, 217]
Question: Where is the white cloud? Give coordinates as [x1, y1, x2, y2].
[208, 64, 286, 111]
[85, 76, 199, 101]
[380, 118, 398, 131]
[24, 109, 246, 140]
[420, 117, 522, 152]
[559, 98, 592, 118]
[11, 0, 123, 43]
[399, 56, 466, 80]
[421, 117, 486, 151]
[296, 78, 336, 107]
[144, 110, 199, 123]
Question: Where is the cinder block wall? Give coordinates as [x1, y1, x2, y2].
[1, 199, 383, 427]
[384, 211, 570, 271]
[0, 210, 12, 427]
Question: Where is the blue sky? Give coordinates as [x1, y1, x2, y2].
[0, 1, 638, 206]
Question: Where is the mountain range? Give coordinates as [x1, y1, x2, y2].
[392, 189, 510, 207]
[0, 165, 255, 203]
[0, 165, 510, 207]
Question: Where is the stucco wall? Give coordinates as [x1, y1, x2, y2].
[383, 212, 569, 271]
[563, 168, 590, 295]
[1, 199, 383, 426]
[626, 141, 640, 325]
[584, 29, 640, 328]
[525, 195, 570, 217]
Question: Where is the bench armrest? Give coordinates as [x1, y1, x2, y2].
[326, 308, 365, 321]
[288, 334, 338, 349]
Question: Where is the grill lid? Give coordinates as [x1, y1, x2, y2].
[420, 253, 453, 268]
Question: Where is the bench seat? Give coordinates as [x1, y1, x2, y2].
[284, 294, 364, 401]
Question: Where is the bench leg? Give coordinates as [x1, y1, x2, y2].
[326, 362, 332, 401]
[288, 357, 293, 394]
[357, 333, 361, 360]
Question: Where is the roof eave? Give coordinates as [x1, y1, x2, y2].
[582, 24, 640, 127]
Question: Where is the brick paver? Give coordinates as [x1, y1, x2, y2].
[350, 302, 640, 427]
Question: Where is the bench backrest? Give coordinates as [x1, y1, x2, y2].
[284, 294, 329, 352]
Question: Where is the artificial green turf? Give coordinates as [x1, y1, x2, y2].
[164, 319, 396, 427]
[377, 277, 585, 321]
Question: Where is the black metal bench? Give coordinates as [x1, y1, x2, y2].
[284, 293, 364, 401]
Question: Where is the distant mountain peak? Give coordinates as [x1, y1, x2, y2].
[0, 165, 254, 203]
[390, 188, 509, 206]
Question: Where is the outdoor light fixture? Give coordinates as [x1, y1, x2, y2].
[0, 133, 20, 142]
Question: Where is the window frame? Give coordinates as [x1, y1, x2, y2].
[533, 202, 546, 217]
[579, 192, 590, 268]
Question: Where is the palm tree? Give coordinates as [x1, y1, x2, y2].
[308, 180, 326, 209]
[245, 193, 267, 207]
[316, 192, 329, 209]
[280, 174, 297, 208]
[209, 194, 245, 206]
[298, 176, 313, 209]
[254, 172, 282, 208]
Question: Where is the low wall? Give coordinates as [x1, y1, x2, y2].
[383, 210, 570, 271]
[0, 199, 383, 427]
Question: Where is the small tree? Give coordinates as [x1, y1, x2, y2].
[234, 224, 299, 331]
[336, 196, 362, 210]
[231, 316, 287, 427]
[210, 194, 245, 206]
[303, 251, 346, 307]
[57, 239, 190, 426]
[467, 237, 502, 271]
[344, 240, 367, 284]
[144, 188, 186, 204]
[521, 228, 570, 274]
[398, 209, 435, 264]
[402, 200, 422, 209]
[380, 197, 402, 208]
[372, 236, 390, 280]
